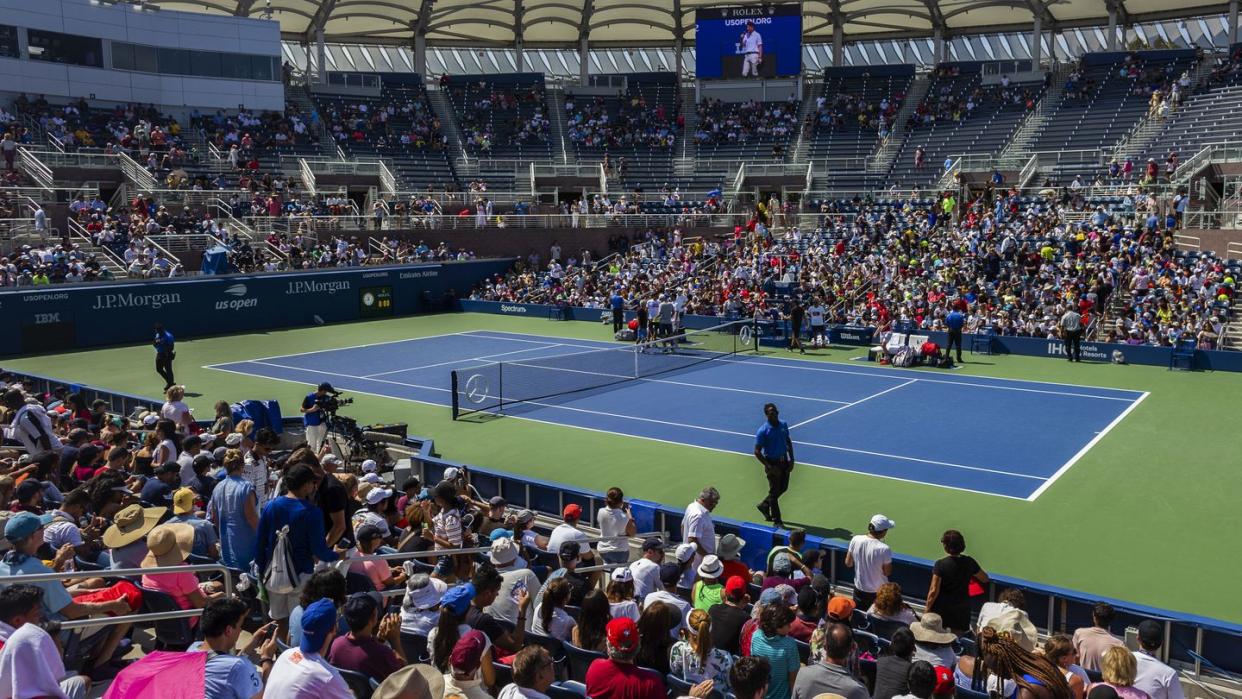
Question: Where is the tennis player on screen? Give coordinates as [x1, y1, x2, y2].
[755, 402, 794, 528]
[740, 22, 763, 77]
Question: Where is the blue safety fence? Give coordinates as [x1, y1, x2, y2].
[7, 369, 1240, 680]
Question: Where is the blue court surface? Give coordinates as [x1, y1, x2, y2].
[206, 330, 1149, 500]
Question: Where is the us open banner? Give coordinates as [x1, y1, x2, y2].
[0, 259, 514, 356]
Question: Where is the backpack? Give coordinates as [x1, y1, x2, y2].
[263, 525, 299, 595]
[893, 347, 915, 368]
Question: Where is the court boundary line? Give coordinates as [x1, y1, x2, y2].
[361, 341, 569, 377]
[790, 379, 918, 429]
[1024, 390, 1151, 501]
[462, 330, 1144, 402]
[204, 357, 1043, 496]
[207, 331, 473, 365]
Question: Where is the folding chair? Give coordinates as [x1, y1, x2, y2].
[1169, 338, 1196, 370]
[969, 328, 997, 355]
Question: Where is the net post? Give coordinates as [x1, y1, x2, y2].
[450, 370, 460, 420]
[753, 318, 761, 353]
[498, 362, 504, 413]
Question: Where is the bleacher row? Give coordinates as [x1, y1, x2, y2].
[11, 48, 1242, 196]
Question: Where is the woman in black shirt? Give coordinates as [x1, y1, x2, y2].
[925, 529, 989, 633]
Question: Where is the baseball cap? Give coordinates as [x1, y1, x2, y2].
[562, 503, 582, 520]
[441, 583, 476, 616]
[610, 567, 634, 583]
[13, 480, 42, 502]
[172, 487, 196, 515]
[827, 595, 857, 621]
[933, 666, 955, 696]
[4, 512, 52, 542]
[156, 461, 180, 475]
[641, 536, 665, 552]
[489, 537, 518, 566]
[450, 630, 488, 674]
[558, 540, 581, 561]
[365, 487, 394, 505]
[318, 382, 334, 392]
[360, 473, 382, 485]
[758, 588, 782, 606]
[322, 454, 342, 467]
[658, 562, 682, 586]
[674, 543, 696, 564]
[299, 598, 339, 653]
[224, 433, 243, 447]
[869, 514, 896, 531]
[724, 575, 747, 599]
[443, 467, 461, 481]
[772, 552, 793, 576]
[361, 459, 377, 473]
[606, 617, 640, 653]
[488, 528, 514, 542]
[488, 496, 506, 508]
[356, 524, 385, 543]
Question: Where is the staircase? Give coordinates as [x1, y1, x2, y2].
[425, 87, 471, 167]
[285, 85, 336, 157]
[1112, 55, 1220, 162]
[673, 89, 700, 178]
[546, 87, 573, 164]
[1222, 307, 1242, 350]
[67, 219, 128, 278]
[998, 62, 1072, 162]
[789, 78, 824, 163]
[867, 72, 931, 173]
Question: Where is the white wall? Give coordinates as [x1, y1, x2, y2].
[0, 0, 283, 110]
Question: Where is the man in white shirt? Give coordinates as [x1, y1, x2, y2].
[265, 598, 352, 699]
[484, 537, 542, 631]
[545, 504, 589, 556]
[739, 22, 764, 77]
[628, 537, 666, 600]
[643, 563, 692, 637]
[807, 300, 827, 347]
[681, 487, 718, 588]
[1, 390, 60, 457]
[1133, 620, 1184, 699]
[844, 514, 894, 609]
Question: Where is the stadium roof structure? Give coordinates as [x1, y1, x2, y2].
[151, 0, 1232, 48]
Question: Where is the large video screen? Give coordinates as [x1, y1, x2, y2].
[695, 4, 802, 80]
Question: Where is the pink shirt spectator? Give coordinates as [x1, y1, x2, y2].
[141, 571, 201, 627]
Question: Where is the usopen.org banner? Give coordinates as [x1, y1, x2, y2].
[0, 260, 514, 356]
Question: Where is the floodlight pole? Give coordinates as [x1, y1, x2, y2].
[1231, 0, 1240, 47]
[1106, 9, 1118, 51]
[1031, 15, 1042, 68]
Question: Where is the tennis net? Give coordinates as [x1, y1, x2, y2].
[451, 319, 759, 419]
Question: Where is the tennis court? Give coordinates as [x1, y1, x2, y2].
[206, 325, 1148, 501]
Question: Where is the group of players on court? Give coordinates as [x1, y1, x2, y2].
[609, 289, 833, 352]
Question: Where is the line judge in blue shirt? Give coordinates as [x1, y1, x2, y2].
[754, 403, 795, 528]
[945, 307, 965, 363]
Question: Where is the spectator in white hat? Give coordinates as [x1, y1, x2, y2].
[692, 555, 725, 613]
[399, 572, 448, 637]
[673, 542, 698, 594]
[607, 567, 640, 621]
[485, 537, 541, 630]
[845, 514, 894, 609]
[353, 486, 395, 542]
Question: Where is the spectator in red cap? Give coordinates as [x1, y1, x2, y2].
[546, 503, 588, 555]
[443, 629, 492, 699]
[710, 576, 751, 656]
[585, 617, 665, 699]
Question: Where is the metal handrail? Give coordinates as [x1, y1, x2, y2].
[299, 157, 317, 197]
[2, 563, 235, 631]
[15, 147, 54, 191]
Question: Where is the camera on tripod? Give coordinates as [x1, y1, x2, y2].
[318, 391, 354, 415]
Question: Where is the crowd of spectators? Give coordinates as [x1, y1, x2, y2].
[0, 382, 1194, 699]
[695, 98, 800, 145]
[810, 88, 905, 139]
[472, 186, 1234, 349]
[321, 94, 448, 153]
[908, 72, 1036, 130]
[566, 94, 678, 149]
[452, 82, 550, 154]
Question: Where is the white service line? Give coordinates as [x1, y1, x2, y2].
[789, 379, 917, 428]
[211, 331, 473, 365]
[362, 341, 567, 377]
[1024, 391, 1151, 500]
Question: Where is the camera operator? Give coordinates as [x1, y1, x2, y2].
[300, 383, 334, 454]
